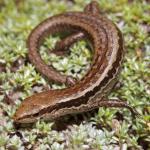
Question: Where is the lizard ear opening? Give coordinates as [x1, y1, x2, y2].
[84, 1, 100, 15]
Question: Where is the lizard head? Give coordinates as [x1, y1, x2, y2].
[13, 91, 58, 124]
[13, 98, 44, 124]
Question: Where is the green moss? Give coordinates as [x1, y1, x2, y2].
[0, 0, 149, 149]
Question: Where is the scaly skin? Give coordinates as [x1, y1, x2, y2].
[13, 1, 137, 124]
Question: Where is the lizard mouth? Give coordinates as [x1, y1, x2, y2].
[13, 114, 39, 124]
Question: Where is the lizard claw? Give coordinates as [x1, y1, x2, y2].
[66, 76, 77, 87]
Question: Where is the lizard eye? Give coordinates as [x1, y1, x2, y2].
[32, 112, 40, 117]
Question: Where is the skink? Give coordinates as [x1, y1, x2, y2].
[13, 1, 136, 123]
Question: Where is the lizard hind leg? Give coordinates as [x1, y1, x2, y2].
[51, 32, 85, 56]
[50, 1, 101, 56]
[84, 1, 100, 15]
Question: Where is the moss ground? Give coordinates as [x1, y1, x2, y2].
[0, 0, 150, 149]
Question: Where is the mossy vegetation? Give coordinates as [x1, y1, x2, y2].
[0, 0, 149, 149]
